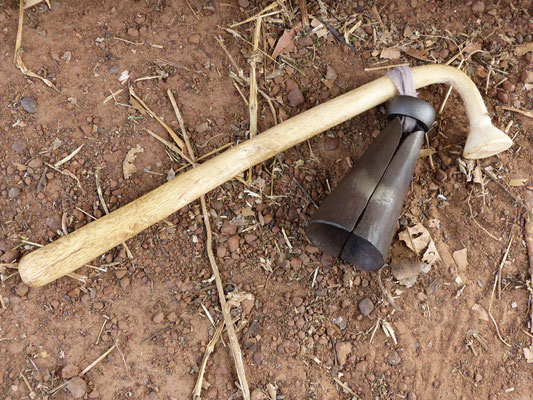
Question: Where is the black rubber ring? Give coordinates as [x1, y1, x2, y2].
[386, 95, 436, 132]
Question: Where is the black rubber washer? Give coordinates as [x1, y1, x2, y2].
[386, 95, 435, 132]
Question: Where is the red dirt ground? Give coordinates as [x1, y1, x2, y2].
[1, 0, 532, 399]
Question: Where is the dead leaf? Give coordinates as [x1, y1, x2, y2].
[452, 248, 468, 271]
[524, 347, 533, 363]
[509, 178, 528, 187]
[515, 42, 533, 57]
[398, 223, 442, 266]
[380, 48, 401, 59]
[403, 25, 413, 39]
[123, 145, 144, 179]
[404, 48, 431, 62]
[471, 304, 489, 322]
[272, 29, 295, 58]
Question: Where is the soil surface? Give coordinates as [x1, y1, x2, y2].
[1, 1, 533, 399]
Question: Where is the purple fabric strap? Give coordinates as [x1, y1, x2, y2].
[387, 66, 417, 132]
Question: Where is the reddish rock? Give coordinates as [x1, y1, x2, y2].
[227, 235, 240, 252]
[324, 137, 339, 151]
[189, 34, 201, 44]
[153, 312, 164, 323]
[287, 88, 304, 107]
[66, 377, 87, 398]
[221, 221, 237, 235]
[61, 364, 79, 379]
[127, 27, 139, 37]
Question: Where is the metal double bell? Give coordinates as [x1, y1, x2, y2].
[306, 95, 436, 271]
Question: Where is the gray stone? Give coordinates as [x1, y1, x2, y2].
[21, 97, 38, 114]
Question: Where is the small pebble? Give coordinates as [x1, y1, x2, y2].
[335, 342, 352, 366]
[15, 283, 29, 297]
[8, 187, 20, 199]
[324, 137, 339, 151]
[8, 341, 23, 354]
[472, 1, 485, 12]
[333, 316, 347, 330]
[227, 235, 240, 252]
[497, 92, 508, 104]
[358, 298, 374, 316]
[1, 249, 19, 263]
[127, 27, 139, 37]
[61, 364, 79, 379]
[292, 296, 304, 307]
[153, 312, 164, 323]
[252, 351, 264, 365]
[435, 169, 447, 183]
[21, 97, 38, 114]
[66, 377, 87, 398]
[11, 141, 26, 152]
[287, 88, 304, 107]
[250, 388, 266, 400]
[189, 33, 201, 44]
[238, 0, 250, 7]
[387, 350, 402, 365]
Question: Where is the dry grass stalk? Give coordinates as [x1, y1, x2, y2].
[192, 321, 225, 400]
[333, 376, 357, 397]
[167, 89, 195, 159]
[143, 128, 192, 164]
[170, 97, 251, 400]
[15, 0, 58, 90]
[489, 234, 514, 310]
[230, 1, 278, 27]
[20, 372, 35, 398]
[200, 197, 250, 399]
[79, 342, 117, 376]
[247, 17, 262, 183]
[129, 87, 185, 150]
[502, 106, 533, 119]
[95, 168, 133, 259]
[364, 62, 409, 72]
[524, 196, 533, 333]
[55, 144, 84, 168]
[103, 89, 123, 104]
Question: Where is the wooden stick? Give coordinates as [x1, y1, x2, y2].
[18, 65, 514, 287]
[247, 17, 262, 183]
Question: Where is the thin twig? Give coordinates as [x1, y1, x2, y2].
[175, 98, 250, 400]
[79, 342, 117, 376]
[193, 321, 225, 400]
[140, 323, 175, 344]
[377, 268, 403, 312]
[129, 87, 185, 150]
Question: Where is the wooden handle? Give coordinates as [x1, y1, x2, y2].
[18, 65, 512, 287]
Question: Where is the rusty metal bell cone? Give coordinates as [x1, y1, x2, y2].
[306, 118, 403, 257]
[306, 95, 435, 272]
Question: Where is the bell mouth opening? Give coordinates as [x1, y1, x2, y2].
[306, 221, 384, 271]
